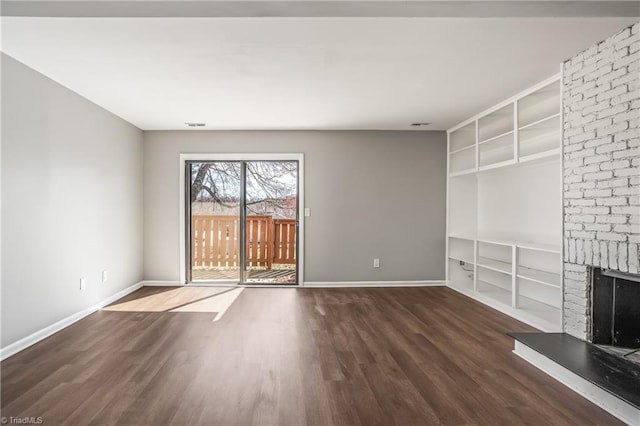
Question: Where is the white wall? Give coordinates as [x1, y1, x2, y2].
[561, 22, 640, 339]
[144, 130, 447, 283]
[477, 159, 562, 245]
[1, 54, 144, 348]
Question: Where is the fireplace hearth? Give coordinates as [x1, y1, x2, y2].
[510, 332, 640, 417]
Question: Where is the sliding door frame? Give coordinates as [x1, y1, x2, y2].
[179, 153, 305, 286]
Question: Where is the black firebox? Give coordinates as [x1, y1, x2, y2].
[591, 268, 640, 348]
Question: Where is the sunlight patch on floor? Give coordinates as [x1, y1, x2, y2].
[170, 288, 244, 322]
[103, 287, 241, 315]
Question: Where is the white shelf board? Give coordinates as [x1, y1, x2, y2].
[447, 282, 562, 331]
[448, 254, 474, 264]
[448, 74, 559, 135]
[518, 112, 561, 131]
[518, 241, 562, 254]
[448, 234, 477, 242]
[480, 138, 513, 155]
[517, 267, 561, 288]
[476, 237, 515, 247]
[449, 144, 476, 155]
[448, 120, 476, 138]
[447, 281, 561, 332]
[449, 168, 477, 177]
[519, 128, 560, 145]
[478, 159, 517, 172]
[474, 149, 558, 174]
[479, 280, 560, 316]
[517, 294, 562, 327]
[518, 148, 560, 164]
[450, 148, 558, 178]
[475, 236, 560, 253]
[477, 257, 512, 274]
[477, 280, 512, 304]
[479, 129, 514, 146]
[477, 280, 561, 330]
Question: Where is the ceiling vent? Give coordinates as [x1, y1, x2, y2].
[185, 122, 206, 127]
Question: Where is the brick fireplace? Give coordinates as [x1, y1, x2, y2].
[562, 22, 639, 341]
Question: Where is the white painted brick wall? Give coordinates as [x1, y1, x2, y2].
[563, 263, 590, 339]
[562, 22, 640, 340]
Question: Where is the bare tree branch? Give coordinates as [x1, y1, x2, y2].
[191, 161, 297, 218]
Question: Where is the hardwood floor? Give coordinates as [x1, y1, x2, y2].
[1, 286, 622, 425]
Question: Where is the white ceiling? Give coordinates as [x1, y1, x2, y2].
[1, 16, 637, 130]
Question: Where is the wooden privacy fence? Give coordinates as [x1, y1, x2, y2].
[191, 215, 296, 268]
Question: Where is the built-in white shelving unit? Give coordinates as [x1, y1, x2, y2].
[445, 74, 562, 332]
[449, 122, 477, 175]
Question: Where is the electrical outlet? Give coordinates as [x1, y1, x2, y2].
[102, 270, 108, 283]
[80, 278, 86, 291]
[373, 258, 380, 268]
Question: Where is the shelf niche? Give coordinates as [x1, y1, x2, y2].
[446, 75, 562, 332]
[477, 159, 561, 248]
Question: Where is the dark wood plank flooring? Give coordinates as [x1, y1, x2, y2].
[1, 286, 623, 425]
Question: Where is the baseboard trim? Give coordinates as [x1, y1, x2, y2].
[303, 280, 445, 288]
[140, 280, 445, 288]
[0, 281, 143, 361]
[513, 341, 640, 425]
[139, 280, 183, 286]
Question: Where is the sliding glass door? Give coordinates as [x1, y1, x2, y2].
[188, 161, 242, 282]
[186, 160, 298, 285]
[243, 161, 298, 284]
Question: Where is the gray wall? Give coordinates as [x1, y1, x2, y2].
[1, 55, 144, 348]
[144, 130, 447, 283]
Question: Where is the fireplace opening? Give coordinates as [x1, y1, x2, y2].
[591, 268, 640, 350]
